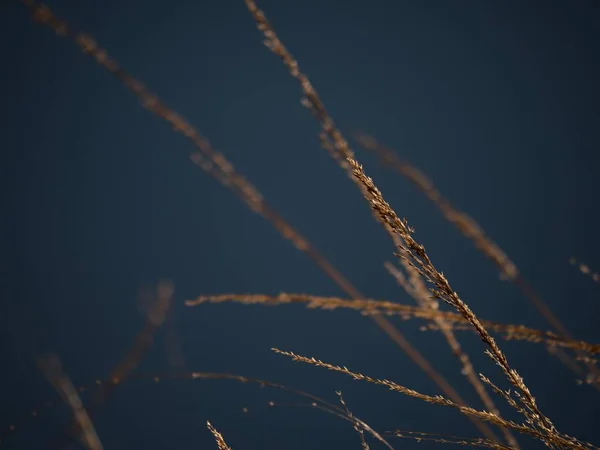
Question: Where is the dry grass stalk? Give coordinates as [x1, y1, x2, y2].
[391, 253, 598, 390]
[16, 1, 501, 441]
[207, 422, 233, 450]
[319, 120, 503, 441]
[386, 260, 519, 449]
[186, 293, 600, 355]
[37, 353, 103, 450]
[427, 323, 599, 355]
[356, 133, 597, 384]
[388, 430, 517, 450]
[245, 0, 564, 441]
[272, 349, 597, 450]
[336, 391, 370, 450]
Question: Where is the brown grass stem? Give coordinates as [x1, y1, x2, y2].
[355, 133, 600, 387]
[186, 292, 600, 356]
[207, 422, 234, 450]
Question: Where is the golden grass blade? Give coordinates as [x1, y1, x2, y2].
[207, 422, 233, 450]
[356, 133, 600, 386]
[355, 134, 518, 281]
[186, 293, 600, 355]
[352, 160, 574, 435]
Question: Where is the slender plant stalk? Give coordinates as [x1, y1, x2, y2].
[355, 133, 518, 281]
[186, 293, 600, 355]
[387, 429, 520, 450]
[207, 422, 234, 450]
[356, 133, 600, 386]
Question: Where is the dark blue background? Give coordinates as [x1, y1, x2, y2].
[1, 0, 599, 449]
